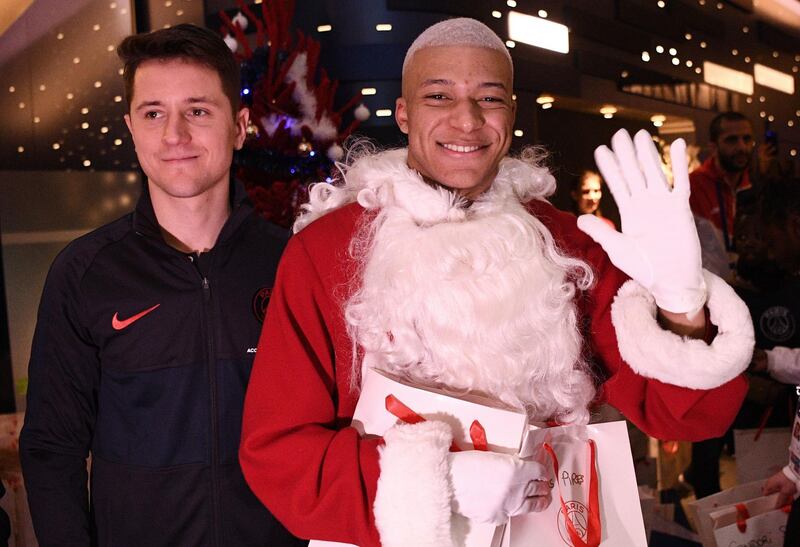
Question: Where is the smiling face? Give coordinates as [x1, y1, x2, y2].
[124, 58, 248, 204]
[395, 46, 515, 199]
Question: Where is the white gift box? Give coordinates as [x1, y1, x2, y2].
[311, 368, 529, 547]
[508, 421, 648, 546]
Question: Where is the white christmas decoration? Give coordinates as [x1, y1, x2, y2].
[327, 143, 344, 161]
[285, 52, 339, 141]
[354, 103, 371, 121]
[223, 34, 238, 53]
[232, 12, 248, 31]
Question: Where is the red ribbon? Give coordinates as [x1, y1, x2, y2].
[384, 394, 488, 451]
[735, 503, 750, 533]
[543, 440, 601, 547]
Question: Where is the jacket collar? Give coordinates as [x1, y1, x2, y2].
[132, 177, 253, 247]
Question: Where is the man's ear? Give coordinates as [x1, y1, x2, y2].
[395, 97, 409, 135]
[234, 107, 250, 150]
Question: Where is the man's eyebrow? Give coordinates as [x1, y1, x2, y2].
[133, 97, 219, 111]
[418, 79, 508, 91]
[420, 78, 454, 87]
[134, 100, 162, 112]
[186, 96, 219, 105]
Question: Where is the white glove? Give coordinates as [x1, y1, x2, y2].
[448, 450, 551, 525]
[577, 129, 707, 315]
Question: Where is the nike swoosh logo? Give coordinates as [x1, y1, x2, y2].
[112, 304, 160, 331]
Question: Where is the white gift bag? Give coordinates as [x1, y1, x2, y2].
[310, 368, 529, 547]
[734, 427, 792, 484]
[687, 479, 766, 547]
[508, 421, 647, 546]
[709, 494, 789, 547]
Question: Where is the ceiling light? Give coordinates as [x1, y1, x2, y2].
[536, 95, 555, 104]
[541, 102, 553, 109]
[702, 61, 753, 95]
[316, 24, 332, 32]
[375, 109, 392, 117]
[754, 63, 795, 94]
[375, 24, 392, 31]
[508, 11, 569, 54]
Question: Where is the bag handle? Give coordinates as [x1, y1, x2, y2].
[543, 440, 601, 547]
[384, 394, 488, 451]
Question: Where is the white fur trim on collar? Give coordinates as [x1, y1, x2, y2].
[374, 421, 455, 547]
[611, 269, 754, 390]
[294, 147, 557, 232]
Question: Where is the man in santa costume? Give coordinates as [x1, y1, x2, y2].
[240, 18, 753, 547]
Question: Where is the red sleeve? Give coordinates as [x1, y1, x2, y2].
[240, 212, 383, 546]
[689, 170, 715, 222]
[529, 200, 747, 441]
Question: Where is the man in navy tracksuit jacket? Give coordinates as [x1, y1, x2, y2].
[19, 25, 305, 546]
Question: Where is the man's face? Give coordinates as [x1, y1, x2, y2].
[124, 58, 248, 202]
[395, 46, 515, 200]
[573, 173, 602, 214]
[713, 119, 754, 174]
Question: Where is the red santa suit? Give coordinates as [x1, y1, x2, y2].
[241, 149, 752, 547]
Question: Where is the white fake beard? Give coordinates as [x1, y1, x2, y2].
[345, 171, 597, 425]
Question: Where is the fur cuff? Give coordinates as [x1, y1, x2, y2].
[611, 269, 754, 390]
[374, 421, 455, 547]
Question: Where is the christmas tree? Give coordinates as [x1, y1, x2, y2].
[219, 0, 369, 227]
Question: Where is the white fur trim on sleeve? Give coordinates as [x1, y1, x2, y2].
[611, 269, 754, 390]
[374, 420, 455, 547]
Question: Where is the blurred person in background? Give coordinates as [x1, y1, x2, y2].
[570, 170, 615, 229]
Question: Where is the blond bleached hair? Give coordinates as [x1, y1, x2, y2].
[402, 17, 513, 79]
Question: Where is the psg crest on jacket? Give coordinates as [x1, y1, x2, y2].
[252, 287, 273, 323]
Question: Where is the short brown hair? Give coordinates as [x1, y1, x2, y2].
[117, 24, 240, 114]
[709, 111, 751, 142]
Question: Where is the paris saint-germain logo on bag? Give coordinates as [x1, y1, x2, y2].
[557, 500, 590, 546]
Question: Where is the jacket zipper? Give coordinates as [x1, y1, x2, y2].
[202, 275, 222, 546]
